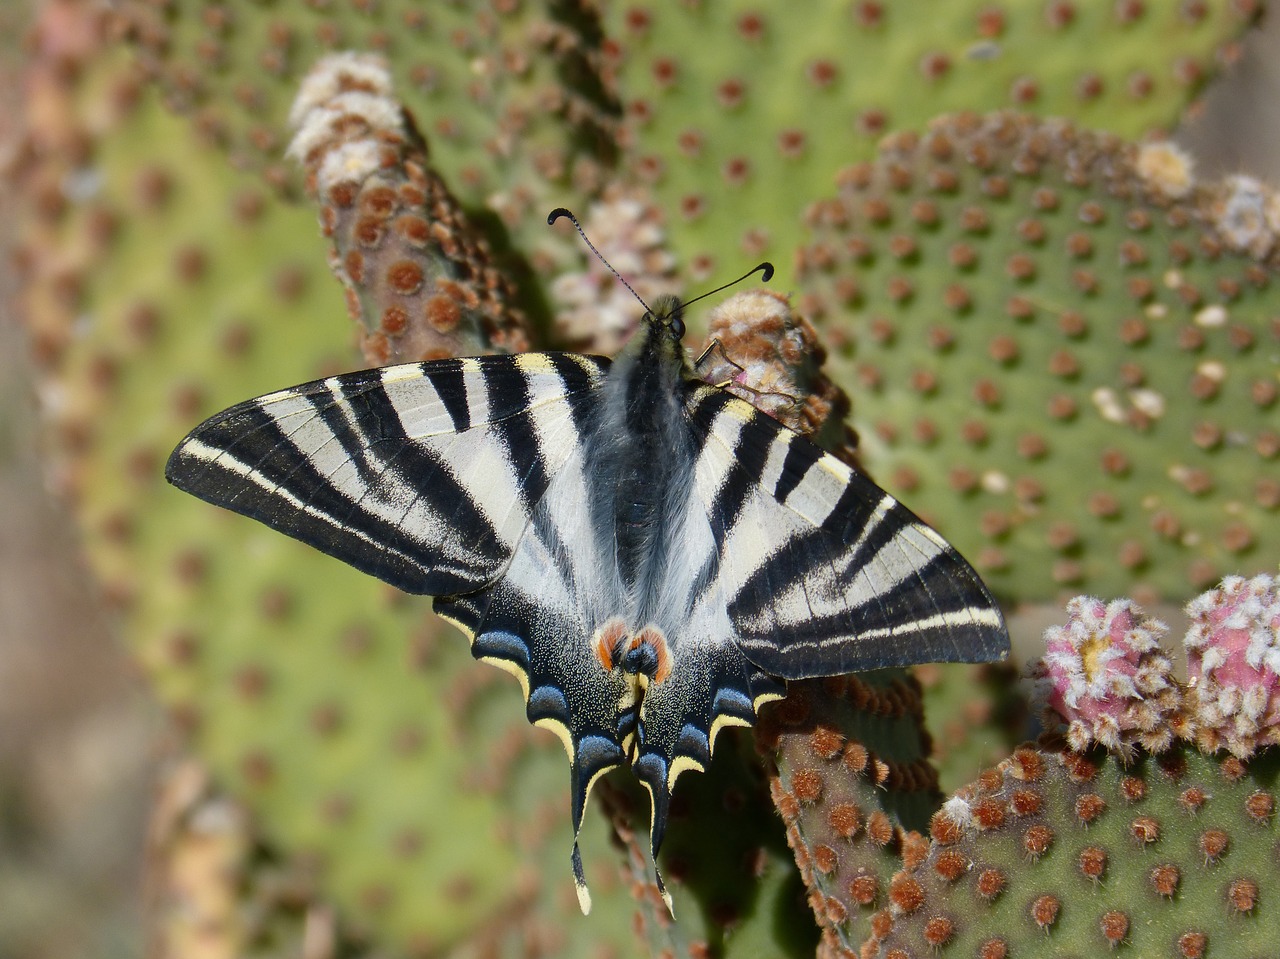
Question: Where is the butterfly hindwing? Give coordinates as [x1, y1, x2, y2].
[165, 352, 610, 596]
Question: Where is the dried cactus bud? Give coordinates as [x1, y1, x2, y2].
[1186, 573, 1280, 759]
[1033, 596, 1181, 757]
[287, 53, 529, 364]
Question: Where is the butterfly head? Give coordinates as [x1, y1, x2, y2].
[645, 294, 686, 342]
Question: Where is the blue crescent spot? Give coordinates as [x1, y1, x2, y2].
[713, 686, 753, 717]
[475, 629, 530, 668]
[576, 734, 624, 773]
[632, 752, 667, 785]
[529, 684, 569, 721]
[676, 724, 711, 762]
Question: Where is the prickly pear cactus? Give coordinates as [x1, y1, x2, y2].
[801, 113, 1280, 603]
[603, 0, 1256, 275]
[13, 0, 1280, 956]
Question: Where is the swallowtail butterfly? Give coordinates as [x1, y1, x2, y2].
[166, 210, 1009, 914]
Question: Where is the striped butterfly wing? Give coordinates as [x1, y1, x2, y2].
[683, 384, 1009, 677]
[165, 353, 609, 597]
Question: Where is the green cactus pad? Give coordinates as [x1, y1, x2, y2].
[604, 0, 1256, 279]
[873, 743, 1280, 957]
[758, 671, 942, 954]
[18, 46, 648, 954]
[801, 112, 1280, 603]
[120, 0, 618, 267]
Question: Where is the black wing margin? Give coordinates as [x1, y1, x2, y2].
[165, 353, 608, 597]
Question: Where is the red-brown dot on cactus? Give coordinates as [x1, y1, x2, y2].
[1173, 55, 1204, 86]
[947, 467, 979, 494]
[1016, 218, 1047, 245]
[1076, 845, 1108, 883]
[1075, 792, 1106, 823]
[674, 128, 705, 159]
[867, 811, 895, 846]
[845, 872, 877, 907]
[1045, 393, 1077, 421]
[649, 56, 677, 89]
[1015, 476, 1046, 502]
[1228, 877, 1258, 913]
[921, 915, 954, 947]
[309, 701, 343, 737]
[908, 198, 939, 226]
[913, 419, 939, 446]
[1177, 931, 1208, 959]
[258, 586, 294, 621]
[1220, 756, 1249, 783]
[982, 176, 1011, 200]
[980, 511, 1010, 539]
[323, 182, 359, 216]
[1010, 788, 1043, 816]
[1118, 362, 1147, 388]
[721, 156, 750, 187]
[1100, 910, 1129, 946]
[842, 741, 870, 775]
[1030, 893, 1060, 929]
[803, 58, 838, 89]
[1016, 433, 1049, 460]
[1228, 324, 1257, 352]
[172, 546, 207, 585]
[888, 875, 925, 914]
[715, 77, 746, 109]
[342, 249, 365, 285]
[925, 166, 958, 194]
[1258, 430, 1280, 458]
[391, 215, 429, 248]
[959, 206, 990, 233]
[1088, 491, 1122, 518]
[172, 245, 208, 285]
[1221, 523, 1254, 553]
[812, 843, 838, 874]
[1119, 239, 1150, 267]
[1023, 823, 1053, 859]
[987, 335, 1019, 364]
[1052, 559, 1084, 583]
[1071, 268, 1108, 300]
[918, 51, 952, 81]
[163, 631, 200, 667]
[1244, 790, 1275, 823]
[1064, 233, 1095, 262]
[378, 305, 408, 335]
[971, 867, 1005, 903]
[1195, 829, 1230, 868]
[1121, 776, 1146, 802]
[947, 242, 978, 270]
[386, 260, 424, 295]
[853, 1, 884, 27]
[941, 283, 972, 312]
[887, 234, 916, 260]
[1006, 75, 1038, 105]
[1254, 477, 1280, 509]
[972, 797, 1006, 830]
[1130, 815, 1160, 845]
[790, 768, 824, 804]
[973, 379, 1002, 406]
[808, 725, 845, 760]
[240, 751, 274, 787]
[1117, 540, 1147, 568]
[1150, 863, 1180, 897]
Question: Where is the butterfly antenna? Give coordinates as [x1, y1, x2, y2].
[675, 261, 774, 312]
[548, 207, 651, 313]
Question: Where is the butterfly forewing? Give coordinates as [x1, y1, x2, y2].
[681, 383, 1008, 677]
[165, 353, 610, 596]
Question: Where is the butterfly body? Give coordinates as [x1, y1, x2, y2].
[166, 291, 1009, 915]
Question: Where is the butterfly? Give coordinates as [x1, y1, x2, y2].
[165, 209, 1009, 915]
